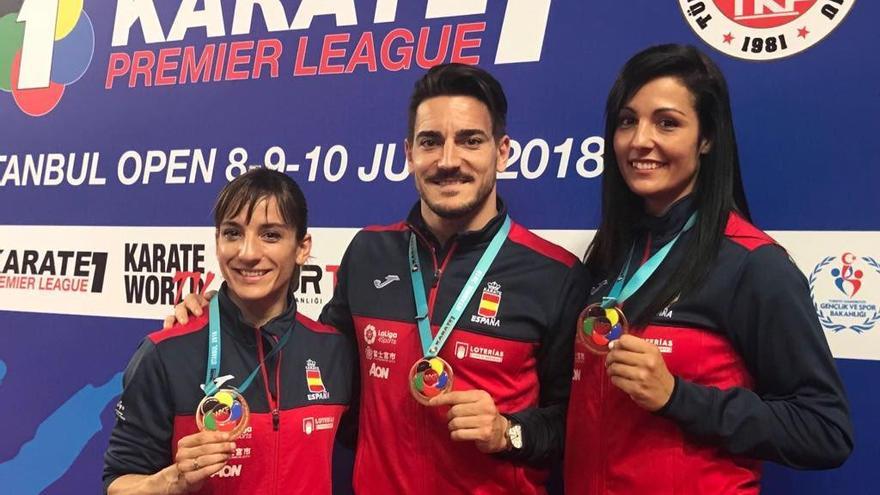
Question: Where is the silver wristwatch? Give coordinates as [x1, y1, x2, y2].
[506, 420, 523, 450]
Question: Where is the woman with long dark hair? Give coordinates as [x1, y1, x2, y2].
[565, 44, 852, 493]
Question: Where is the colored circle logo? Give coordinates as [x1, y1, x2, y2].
[409, 356, 454, 405]
[577, 303, 628, 354]
[0, 0, 94, 116]
[196, 388, 251, 439]
[678, 0, 854, 61]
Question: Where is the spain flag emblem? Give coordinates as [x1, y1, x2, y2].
[478, 282, 502, 318]
[305, 360, 326, 393]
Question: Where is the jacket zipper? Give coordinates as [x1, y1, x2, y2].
[255, 330, 283, 494]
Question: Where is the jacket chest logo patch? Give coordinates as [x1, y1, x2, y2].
[471, 281, 502, 327]
[305, 359, 330, 400]
[454, 341, 505, 363]
[644, 338, 673, 354]
[303, 416, 335, 435]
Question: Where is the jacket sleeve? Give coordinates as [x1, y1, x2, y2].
[659, 244, 853, 469]
[502, 261, 588, 465]
[103, 339, 175, 493]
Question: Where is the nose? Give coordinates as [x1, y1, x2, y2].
[237, 233, 261, 261]
[438, 139, 461, 170]
[630, 121, 654, 151]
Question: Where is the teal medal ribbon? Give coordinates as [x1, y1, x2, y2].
[407, 215, 511, 403]
[579, 212, 697, 353]
[196, 296, 292, 435]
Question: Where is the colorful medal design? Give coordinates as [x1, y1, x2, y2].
[196, 387, 250, 438]
[578, 303, 628, 354]
[409, 356, 454, 405]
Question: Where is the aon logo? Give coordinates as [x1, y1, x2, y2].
[369, 362, 389, 379]
[212, 464, 242, 478]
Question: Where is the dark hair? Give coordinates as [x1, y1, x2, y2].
[214, 168, 308, 240]
[585, 44, 751, 327]
[407, 63, 508, 140]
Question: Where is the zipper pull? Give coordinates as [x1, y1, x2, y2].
[272, 409, 280, 431]
[432, 269, 441, 287]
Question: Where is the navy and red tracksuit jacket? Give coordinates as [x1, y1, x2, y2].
[565, 197, 853, 494]
[103, 285, 355, 494]
[320, 200, 587, 494]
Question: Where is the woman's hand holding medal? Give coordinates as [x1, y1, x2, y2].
[166, 431, 236, 493]
[605, 335, 675, 412]
[429, 390, 510, 454]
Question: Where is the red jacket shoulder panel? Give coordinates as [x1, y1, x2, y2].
[508, 222, 579, 267]
[724, 213, 776, 251]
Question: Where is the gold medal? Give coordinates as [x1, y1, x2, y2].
[408, 356, 454, 405]
[195, 387, 250, 438]
[577, 303, 628, 354]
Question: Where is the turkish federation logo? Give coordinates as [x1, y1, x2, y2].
[0, 0, 95, 116]
[305, 359, 330, 400]
[809, 252, 880, 333]
[678, 0, 854, 61]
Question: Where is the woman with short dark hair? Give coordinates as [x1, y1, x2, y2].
[103, 168, 354, 495]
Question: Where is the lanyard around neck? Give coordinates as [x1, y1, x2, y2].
[203, 296, 292, 396]
[409, 216, 511, 358]
[602, 212, 697, 309]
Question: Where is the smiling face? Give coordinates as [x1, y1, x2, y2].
[216, 195, 311, 323]
[613, 76, 709, 215]
[405, 95, 509, 231]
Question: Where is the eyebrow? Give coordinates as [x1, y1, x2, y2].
[620, 105, 688, 117]
[414, 129, 490, 140]
[219, 220, 288, 229]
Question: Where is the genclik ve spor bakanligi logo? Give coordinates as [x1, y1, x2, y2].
[0, 0, 94, 116]
[810, 252, 880, 334]
[679, 0, 854, 61]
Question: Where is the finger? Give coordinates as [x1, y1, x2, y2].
[606, 348, 647, 368]
[177, 442, 237, 463]
[163, 315, 176, 330]
[173, 303, 190, 325]
[177, 431, 232, 449]
[449, 427, 492, 442]
[447, 401, 494, 421]
[428, 390, 486, 407]
[448, 415, 492, 431]
[186, 292, 212, 314]
[615, 334, 652, 352]
[606, 362, 645, 382]
[180, 459, 228, 486]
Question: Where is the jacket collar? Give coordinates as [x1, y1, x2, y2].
[635, 195, 697, 246]
[216, 282, 298, 342]
[405, 197, 509, 252]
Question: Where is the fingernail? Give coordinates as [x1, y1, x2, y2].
[608, 341, 616, 350]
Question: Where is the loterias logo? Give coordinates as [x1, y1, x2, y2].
[124, 243, 216, 305]
[0, 248, 106, 293]
[809, 252, 880, 334]
[679, 0, 854, 61]
[0, 0, 95, 116]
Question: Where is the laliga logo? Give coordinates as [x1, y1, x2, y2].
[0, 0, 94, 116]
[809, 252, 880, 334]
[679, 0, 854, 61]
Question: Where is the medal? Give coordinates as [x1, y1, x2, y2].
[196, 386, 250, 438]
[578, 303, 628, 354]
[409, 356, 454, 404]
[406, 216, 511, 405]
[579, 212, 698, 353]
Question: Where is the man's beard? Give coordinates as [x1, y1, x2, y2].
[420, 173, 496, 220]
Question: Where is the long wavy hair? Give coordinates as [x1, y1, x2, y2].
[584, 44, 751, 327]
